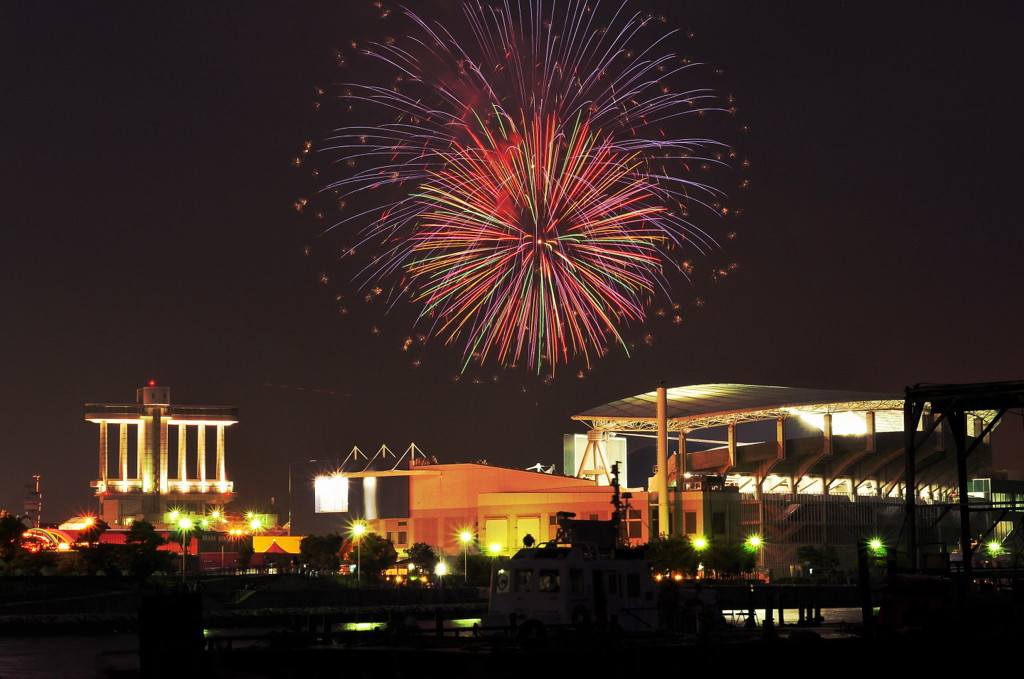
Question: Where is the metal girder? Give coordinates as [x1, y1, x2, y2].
[579, 404, 999, 435]
[827, 447, 871, 488]
[578, 400, 908, 434]
[904, 380, 1024, 577]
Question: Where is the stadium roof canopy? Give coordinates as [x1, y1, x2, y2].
[572, 383, 905, 433]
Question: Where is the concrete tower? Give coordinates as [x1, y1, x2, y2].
[86, 382, 238, 526]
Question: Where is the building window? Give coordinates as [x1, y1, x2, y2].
[397, 531, 407, 545]
[684, 512, 697, 535]
[712, 512, 725, 535]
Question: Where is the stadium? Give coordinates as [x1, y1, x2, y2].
[573, 382, 1019, 576]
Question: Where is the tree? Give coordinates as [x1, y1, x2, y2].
[300, 534, 347, 571]
[464, 553, 495, 586]
[346, 532, 397, 581]
[236, 536, 255, 569]
[703, 542, 757, 577]
[79, 518, 110, 547]
[119, 520, 173, 578]
[646, 534, 699, 576]
[75, 518, 113, 574]
[127, 520, 166, 549]
[796, 544, 840, 578]
[406, 542, 438, 573]
[0, 511, 28, 563]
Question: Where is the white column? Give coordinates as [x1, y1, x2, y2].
[656, 383, 669, 537]
[216, 424, 226, 483]
[159, 416, 169, 493]
[119, 423, 129, 480]
[728, 423, 737, 468]
[197, 424, 207, 491]
[98, 420, 108, 483]
[178, 424, 187, 480]
[678, 431, 687, 475]
[137, 422, 148, 491]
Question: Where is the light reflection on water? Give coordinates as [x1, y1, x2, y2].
[336, 617, 480, 632]
[0, 610, 864, 677]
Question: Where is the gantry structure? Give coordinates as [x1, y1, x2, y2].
[86, 382, 237, 526]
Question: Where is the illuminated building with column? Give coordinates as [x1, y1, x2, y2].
[573, 383, 1007, 576]
[86, 382, 237, 526]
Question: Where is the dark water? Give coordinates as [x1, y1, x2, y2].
[0, 633, 138, 679]
[0, 609, 865, 678]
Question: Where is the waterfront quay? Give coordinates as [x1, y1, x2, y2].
[3, 573, 1022, 677]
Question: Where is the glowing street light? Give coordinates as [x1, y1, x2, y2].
[987, 540, 1004, 557]
[176, 517, 194, 582]
[745, 535, 762, 552]
[352, 522, 367, 583]
[459, 530, 473, 584]
[435, 560, 448, 585]
[692, 536, 708, 551]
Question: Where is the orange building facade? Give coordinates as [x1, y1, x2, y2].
[294, 460, 649, 557]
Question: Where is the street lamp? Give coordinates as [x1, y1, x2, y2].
[691, 536, 708, 578]
[352, 523, 367, 583]
[177, 517, 194, 583]
[459, 530, 473, 584]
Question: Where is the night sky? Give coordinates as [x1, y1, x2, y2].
[3, 1, 1022, 522]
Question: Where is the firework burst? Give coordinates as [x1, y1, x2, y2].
[317, 0, 733, 374]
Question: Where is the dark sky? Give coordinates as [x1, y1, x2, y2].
[3, 1, 1023, 521]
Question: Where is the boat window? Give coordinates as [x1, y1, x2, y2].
[570, 569, 585, 594]
[539, 569, 560, 592]
[495, 569, 511, 594]
[515, 569, 533, 592]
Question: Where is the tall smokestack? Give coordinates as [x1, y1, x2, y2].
[656, 382, 669, 536]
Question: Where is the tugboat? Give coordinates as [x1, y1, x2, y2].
[484, 465, 658, 635]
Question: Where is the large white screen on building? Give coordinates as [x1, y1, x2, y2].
[314, 475, 349, 513]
